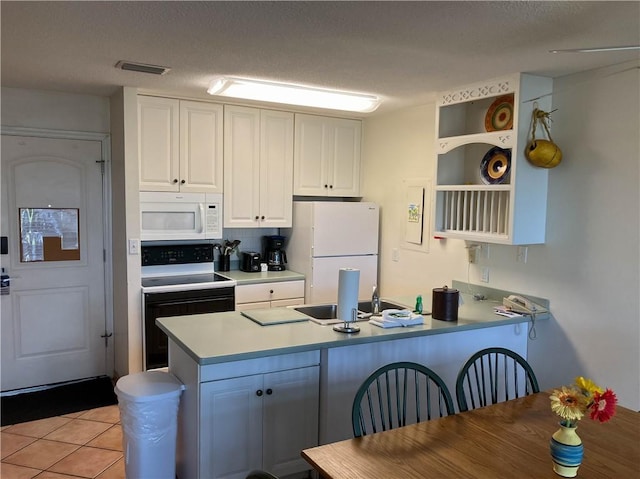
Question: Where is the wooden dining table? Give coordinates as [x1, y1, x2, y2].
[302, 391, 639, 478]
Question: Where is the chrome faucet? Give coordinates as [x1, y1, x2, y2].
[371, 285, 380, 315]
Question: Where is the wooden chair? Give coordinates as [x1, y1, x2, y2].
[455, 347, 540, 412]
[246, 471, 279, 479]
[351, 361, 455, 437]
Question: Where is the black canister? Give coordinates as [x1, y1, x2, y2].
[432, 285, 459, 321]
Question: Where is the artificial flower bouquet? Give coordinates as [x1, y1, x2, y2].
[550, 376, 617, 427]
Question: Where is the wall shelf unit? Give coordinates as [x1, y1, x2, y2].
[433, 74, 553, 245]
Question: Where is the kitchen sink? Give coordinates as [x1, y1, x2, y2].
[356, 300, 408, 314]
[292, 300, 409, 324]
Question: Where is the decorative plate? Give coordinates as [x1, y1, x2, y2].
[480, 147, 511, 184]
[485, 95, 514, 132]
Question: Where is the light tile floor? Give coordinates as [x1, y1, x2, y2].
[1, 405, 124, 479]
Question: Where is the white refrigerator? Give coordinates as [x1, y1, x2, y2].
[285, 201, 379, 305]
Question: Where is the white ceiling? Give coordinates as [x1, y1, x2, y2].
[1, 1, 639, 116]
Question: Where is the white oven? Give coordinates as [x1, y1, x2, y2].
[140, 191, 223, 241]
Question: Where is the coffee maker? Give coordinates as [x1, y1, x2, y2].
[263, 235, 287, 271]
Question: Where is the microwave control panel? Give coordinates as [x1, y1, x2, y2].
[205, 203, 221, 237]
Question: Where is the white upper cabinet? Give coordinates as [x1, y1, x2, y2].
[138, 96, 223, 193]
[224, 106, 294, 228]
[294, 114, 362, 197]
[433, 74, 553, 245]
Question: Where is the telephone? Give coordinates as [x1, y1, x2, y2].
[503, 295, 548, 315]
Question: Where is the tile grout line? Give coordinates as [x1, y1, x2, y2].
[2, 405, 124, 478]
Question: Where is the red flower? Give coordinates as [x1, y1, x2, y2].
[589, 389, 617, 422]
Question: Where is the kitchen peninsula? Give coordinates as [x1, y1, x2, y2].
[157, 282, 548, 479]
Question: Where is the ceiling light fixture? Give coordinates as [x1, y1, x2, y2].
[207, 77, 380, 113]
[549, 45, 640, 53]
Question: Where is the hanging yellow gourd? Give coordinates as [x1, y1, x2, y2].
[526, 108, 562, 168]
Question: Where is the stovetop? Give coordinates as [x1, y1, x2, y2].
[141, 243, 236, 293]
[142, 273, 232, 288]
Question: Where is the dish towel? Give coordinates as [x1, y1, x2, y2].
[369, 309, 424, 328]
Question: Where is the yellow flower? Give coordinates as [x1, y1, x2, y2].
[550, 386, 586, 421]
[575, 376, 603, 395]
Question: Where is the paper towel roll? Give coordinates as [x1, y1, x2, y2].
[337, 268, 360, 322]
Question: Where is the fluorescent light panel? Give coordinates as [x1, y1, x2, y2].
[549, 45, 640, 53]
[207, 77, 380, 113]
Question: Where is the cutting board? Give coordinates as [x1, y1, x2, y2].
[241, 308, 310, 326]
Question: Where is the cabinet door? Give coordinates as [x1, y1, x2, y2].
[327, 118, 361, 197]
[262, 366, 320, 477]
[259, 110, 294, 227]
[294, 115, 362, 197]
[293, 114, 330, 196]
[180, 101, 223, 193]
[200, 375, 263, 479]
[224, 106, 260, 227]
[138, 96, 180, 191]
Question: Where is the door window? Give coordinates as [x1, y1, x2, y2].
[19, 208, 80, 262]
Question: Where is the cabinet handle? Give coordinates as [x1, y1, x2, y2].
[255, 216, 259, 220]
[329, 185, 333, 189]
[266, 388, 273, 395]
[269, 289, 274, 294]
[324, 184, 328, 188]
[180, 179, 185, 184]
[173, 179, 178, 184]
[256, 389, 263, 397]
[261, 215, 265, 220]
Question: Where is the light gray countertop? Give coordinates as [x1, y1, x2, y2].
[218, 269, 305, 285]
[157, 282, 546, 366]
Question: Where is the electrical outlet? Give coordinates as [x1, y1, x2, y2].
[481, 267, 490, 283]
[481, 243, 490, 259]
[392, 248, 400, 262]
[517, 246, 528, 263]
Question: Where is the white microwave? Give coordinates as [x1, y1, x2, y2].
[140, 192, 223, 241]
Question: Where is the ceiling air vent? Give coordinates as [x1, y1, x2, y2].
[115, 60, 170, 75]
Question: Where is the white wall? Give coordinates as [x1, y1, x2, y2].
[361, 60, 640, 410]
[1, 87, 109, 132]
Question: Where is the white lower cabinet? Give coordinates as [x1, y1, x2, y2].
[200, 366, 319, 479]
[235, 280, 305, 311]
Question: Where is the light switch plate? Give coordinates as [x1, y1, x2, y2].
[128, 239, 139, 255]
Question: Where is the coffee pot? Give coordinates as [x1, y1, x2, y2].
[263, 235, 287, 271]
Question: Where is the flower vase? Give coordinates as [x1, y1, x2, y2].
[549, 423, 584, 477]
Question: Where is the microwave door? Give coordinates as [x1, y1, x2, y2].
[141, 203, 203, 240]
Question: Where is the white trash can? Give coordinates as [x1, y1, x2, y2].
[115, 371, 185, 479]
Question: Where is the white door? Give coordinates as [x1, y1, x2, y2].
[1, 135, 107, 391]
[259, 110, 293, 227]
[311, 202, 379, 256]
[310, 255, 378, 304]
[200, 375, 263, 479]
[263, 366, 319, 477]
